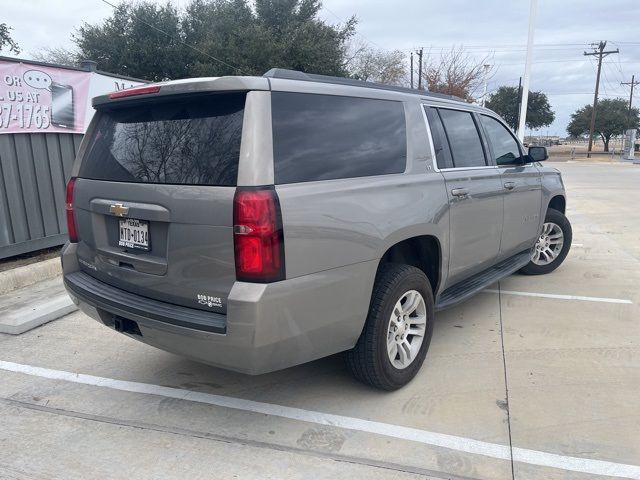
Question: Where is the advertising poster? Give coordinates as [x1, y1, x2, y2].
[0, 61, 91, 134]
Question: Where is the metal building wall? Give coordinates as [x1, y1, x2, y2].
[0, 133, 82, 259]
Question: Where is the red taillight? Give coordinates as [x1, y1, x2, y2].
[66, 177, 78, 243]
[233, 188, 285, 282]
[108, 85, 161, 99]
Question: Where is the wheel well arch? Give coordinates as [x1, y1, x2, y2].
[377, 235, 441, 294]
[548, 195, 566, 214]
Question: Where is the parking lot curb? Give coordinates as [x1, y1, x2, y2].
[0, 258, 62, 296]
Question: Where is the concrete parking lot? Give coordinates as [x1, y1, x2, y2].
[1, 162, 639, 480]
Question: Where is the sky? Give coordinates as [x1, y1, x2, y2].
[3, 0, 640, 136]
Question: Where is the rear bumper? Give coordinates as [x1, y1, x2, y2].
[61, 242, 377, 374]
[65, 271, 226, 334]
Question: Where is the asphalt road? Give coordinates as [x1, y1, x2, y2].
[0, 161, 639, 480]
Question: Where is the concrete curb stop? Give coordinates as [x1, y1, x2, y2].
[0, 295, 77, 335]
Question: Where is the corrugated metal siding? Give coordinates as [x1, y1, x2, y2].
[0, 133, 82, 259]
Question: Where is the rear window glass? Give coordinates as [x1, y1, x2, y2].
[80, 93, 245, 186]
[272, 92, 406, 184]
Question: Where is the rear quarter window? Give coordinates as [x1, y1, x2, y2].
[80, 93, 245, 186]
[271, 92, 407, 184]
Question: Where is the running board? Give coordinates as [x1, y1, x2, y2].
[435, 251, 531, 311]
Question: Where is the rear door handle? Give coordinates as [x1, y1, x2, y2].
[504, 181, 516, 190]
[451, 188, 469, 197]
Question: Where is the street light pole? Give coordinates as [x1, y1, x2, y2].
[410, 52, 414, 89]
[481, 64, 491, 107]
[517, 0, 538, 142]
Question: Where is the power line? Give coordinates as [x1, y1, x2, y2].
[545, 92, 625, 96]
[321, 5, 386, 50]
[621, 75, 639, 118]
[98, 0, 248, 75]
[418, 42, 590, 49]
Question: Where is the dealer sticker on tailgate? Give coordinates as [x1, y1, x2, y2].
[119, 218, 150, 251]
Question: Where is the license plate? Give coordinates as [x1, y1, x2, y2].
[118, 218, 150, 251]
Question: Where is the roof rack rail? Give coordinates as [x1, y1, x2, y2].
[263, 68, 465, 102]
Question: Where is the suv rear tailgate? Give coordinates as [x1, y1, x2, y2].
[72, 92, 246, 314]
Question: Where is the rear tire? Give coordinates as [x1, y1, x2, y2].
[520, 208, 572, 275]
[346, 263, 434, 391]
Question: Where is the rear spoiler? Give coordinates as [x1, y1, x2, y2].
[92, 76, 270, 108]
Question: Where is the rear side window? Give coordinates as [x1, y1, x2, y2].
[80, 93, 245, 186]
[271, 92, 406, 184]
[480, 115, 523, 165]
[424, 106, 454, 169]
[437, 108, 487, 168]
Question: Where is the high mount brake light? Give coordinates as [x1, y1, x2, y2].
[109, 85, 161, 99]
[233, 188, 285, 283]
[66, 177, 78, 242]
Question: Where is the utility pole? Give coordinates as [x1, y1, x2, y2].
[621, 74, 639, 118]
[410, 52, 414, 89]
[621, 75, 639, 158]
[584, 41, 619, 157]
[517, 0, 537, 142]
[481, 64, 491, 107]
[416, 48, 423, 90]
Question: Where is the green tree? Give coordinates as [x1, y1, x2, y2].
[567, 98, 639, 152]
[74, 2, 188, 81]
[485, 86, 555, 131]
[72, 0, 355, 81]
[0, 23, 20, 54]
[183, 0, 355, 76]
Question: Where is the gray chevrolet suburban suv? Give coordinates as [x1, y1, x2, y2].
[62, 69, 571, 390]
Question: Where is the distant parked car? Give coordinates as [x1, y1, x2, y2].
[62, 69, 572, 390]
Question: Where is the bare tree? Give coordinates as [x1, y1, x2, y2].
[30, 46, 79, 67]
[421, 46, 493, 101]
[0, 23, 20, 54]
[347, 41, 408, 86]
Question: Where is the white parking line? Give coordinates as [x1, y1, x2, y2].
[484, 289, 632, 304]
[1, 360, 639, 479]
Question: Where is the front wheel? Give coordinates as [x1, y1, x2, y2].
[345, 264, 434, 390]
[520, 208, 572, 275]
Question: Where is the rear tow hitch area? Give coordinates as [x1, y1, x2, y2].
[113, 316, 142, 336]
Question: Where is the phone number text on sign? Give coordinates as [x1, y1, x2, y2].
[0, 103, 50, 129]
[0, 72, 50, 129]
[0, 62, 90, 134]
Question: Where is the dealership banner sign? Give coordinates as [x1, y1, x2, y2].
[0, 61, 92, 134]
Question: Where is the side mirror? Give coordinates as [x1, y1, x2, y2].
[528, 146, 548, 162]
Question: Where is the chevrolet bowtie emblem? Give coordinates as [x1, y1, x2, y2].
[109, 203, 129, 217]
